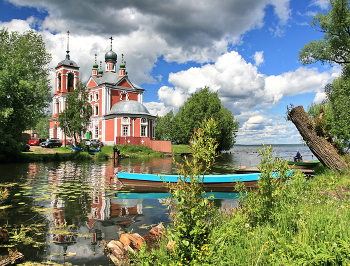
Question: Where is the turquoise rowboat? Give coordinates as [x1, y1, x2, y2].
[116, 172, 261, 192]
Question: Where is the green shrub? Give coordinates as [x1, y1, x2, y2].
[134, 144, 350, 265]
[95, 151, 109, 160]
[71, 151, 92, 161]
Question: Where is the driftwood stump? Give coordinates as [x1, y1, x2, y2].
[0, 251, 24, 266]
[288, 105, 349, 171]
[106, 223, 166, 265]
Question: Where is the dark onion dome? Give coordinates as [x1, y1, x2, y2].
[120, 62, 126, 69]
[108, 100, 150, 116]
[105, 50, 117, 63]
[93, 62, 98, 69]
[57, 53, 78, 67]
[98, 69, 103, 75]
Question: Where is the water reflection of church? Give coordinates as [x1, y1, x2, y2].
[46, 162, 150, 263]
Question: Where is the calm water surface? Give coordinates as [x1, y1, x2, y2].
[0, 144, 313, 265]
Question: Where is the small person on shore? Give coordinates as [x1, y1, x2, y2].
[294, 150, 302, 162]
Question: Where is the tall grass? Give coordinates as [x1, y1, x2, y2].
[132, 144, 350, 265]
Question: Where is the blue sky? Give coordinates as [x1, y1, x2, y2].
[0, 0, 340, 144]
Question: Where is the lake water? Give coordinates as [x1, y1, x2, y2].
[0, 144, 313, 265]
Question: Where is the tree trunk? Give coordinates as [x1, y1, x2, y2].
[288, 105, 349, 171]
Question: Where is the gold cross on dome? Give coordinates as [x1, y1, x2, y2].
[109, 36, 114, 50]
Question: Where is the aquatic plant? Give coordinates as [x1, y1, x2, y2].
[0, 187, 9, 202]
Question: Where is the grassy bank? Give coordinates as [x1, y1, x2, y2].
[21, 148, 94, 162]
[103, 144, 166, 158]
[133, 146, 350, 265]
[15, 144, 168, 162]
[172, 144, 190, 154]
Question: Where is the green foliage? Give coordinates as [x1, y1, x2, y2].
[239, 145, 306, 225]
[166, 118, 220, 263]
[158, 87, 239, 151]
[209, 147, 350, 265]
[306, 74, 350, 154]
[155, 110, 174, 141]
[71, 151, 93, 161]
[95, 151, 109, 160]
[34, 114, 50, 139]
[134, 145, 350, 265]
[0, 135, 23, 162]
[299, 0, 350, 66]
[58, 82, 92, 144]
[307, 102, 333, 140]
[299, 0, 350, 155]
[0, 29, 51, 158]
[324, 75, 350, 153]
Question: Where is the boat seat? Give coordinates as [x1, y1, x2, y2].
[295, 156, 303, 162]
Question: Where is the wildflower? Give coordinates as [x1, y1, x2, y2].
[245, 223, 250, 228]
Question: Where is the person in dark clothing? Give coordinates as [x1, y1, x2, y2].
[294, 150, 302, 162]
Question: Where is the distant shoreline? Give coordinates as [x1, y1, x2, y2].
[235, 143, 305, 146]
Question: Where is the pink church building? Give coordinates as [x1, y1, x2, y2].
[50, 37, 171, 153]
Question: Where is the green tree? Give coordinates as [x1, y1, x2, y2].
[35, 114, 50, 139]
[0, 29, 51, 158]
[155, 110, 174, 140]
[324, 74, 350, 153]
[297, 0, 350, 156]
[58, 82, 92, 144]
[170, 87, 239, 151]
[299, 0, 350, 66]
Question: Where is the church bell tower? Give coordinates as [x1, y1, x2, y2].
[50, 31, 80, 139]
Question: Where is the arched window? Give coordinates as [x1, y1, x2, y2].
[58, 73, 61, 92]
[141, 118, 147, 136]
[94, 105, 99, 116]
[67, 72, 74, 92]
[120, 91, 129, 101]
[141, 126, 147, 136]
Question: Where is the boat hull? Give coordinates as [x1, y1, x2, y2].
[116, 172, 260, 192]
[287, 160, 320, 169]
